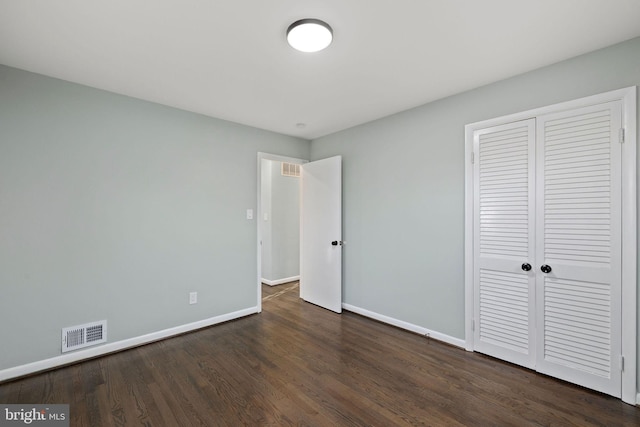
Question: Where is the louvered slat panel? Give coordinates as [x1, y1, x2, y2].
[474, 119, 534, 369]
[543, 109, 612, 265]
[537, 102, 621, 387]
[543, 278, 611, 377]
[479, 126, 529, 258]
[479, 269, 529, 352]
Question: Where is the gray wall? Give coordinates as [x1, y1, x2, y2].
[260, 160, 300, 282]
[0, 65, 309, 370]
[310, 37, 640, 376]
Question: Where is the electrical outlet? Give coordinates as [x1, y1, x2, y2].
[189, 292, 197, 305]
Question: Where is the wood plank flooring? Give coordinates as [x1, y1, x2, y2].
[1, 282, 639, 426]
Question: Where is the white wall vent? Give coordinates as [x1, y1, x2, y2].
[281, 162, 300, 177]
[61, 320, 107, 353]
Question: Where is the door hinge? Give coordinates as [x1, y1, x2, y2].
[472, 319, 475, 331]
[619, 128, 625, 144]
[620, 355, 625, 371]
[471, 152, 475, 164]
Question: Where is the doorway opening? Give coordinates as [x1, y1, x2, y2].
[256, 153, 306, 311]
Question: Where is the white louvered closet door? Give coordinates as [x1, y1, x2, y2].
[473, 119, 536, 369]
[535, 102, 622, 397]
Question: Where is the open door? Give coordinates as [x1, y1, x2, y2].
[300, 156, 342, 313]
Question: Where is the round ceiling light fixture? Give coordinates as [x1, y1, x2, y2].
[287, 19, 333, 53]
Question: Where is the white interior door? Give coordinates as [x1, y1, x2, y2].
[471, 100, 624, 398]
[535, 101, 622, 397]
[473, 120, 536, 368]
[300, 156, 342, 313]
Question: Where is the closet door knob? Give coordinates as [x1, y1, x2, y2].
[521, 263, 532, 271]
[540, 264, 552, 274]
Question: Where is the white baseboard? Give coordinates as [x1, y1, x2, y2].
[637, 392, 640, 406]
[261, 275, 300, 286]
[0, 306, 258, 383]
[342, 303, 465, 349]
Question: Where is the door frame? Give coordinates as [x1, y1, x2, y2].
[256, 152, 307, 313]
[464, 87, 637, 404]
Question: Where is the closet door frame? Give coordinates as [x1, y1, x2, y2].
[464, 86, 637, 404]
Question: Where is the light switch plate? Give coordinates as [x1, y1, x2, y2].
[246, 209, 253, 220]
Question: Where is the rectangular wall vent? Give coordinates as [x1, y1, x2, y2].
[281, 162, 300, 177]
[61, 320, 107, 353]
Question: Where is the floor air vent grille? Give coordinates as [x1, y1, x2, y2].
[62, 320, 107, 353]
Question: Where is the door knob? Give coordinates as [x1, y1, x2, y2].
[521, 263, 532, 272]
[541, 264, 552, 273]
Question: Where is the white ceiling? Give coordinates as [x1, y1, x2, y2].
[1, 1, 639, 140]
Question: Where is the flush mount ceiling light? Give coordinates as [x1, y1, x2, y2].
[286, 19, 333, 53]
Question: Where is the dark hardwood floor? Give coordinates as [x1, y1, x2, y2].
[1, 282, 638, 426]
